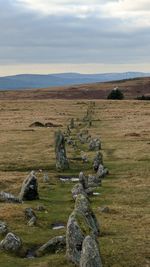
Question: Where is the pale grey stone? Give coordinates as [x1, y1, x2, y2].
[80, 235, 103, 267]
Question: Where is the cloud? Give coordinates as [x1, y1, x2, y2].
[16, 0, 150, 28]
[0, 0, 150, 71]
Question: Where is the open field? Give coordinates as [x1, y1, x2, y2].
[0, 99, 149, 267]
[0, 77, 150, 100]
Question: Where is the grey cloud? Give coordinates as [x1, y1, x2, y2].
[0, 0, 150, 65]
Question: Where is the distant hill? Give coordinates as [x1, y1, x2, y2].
[0, 76, 150, 100]
[0, 72, 149, 90]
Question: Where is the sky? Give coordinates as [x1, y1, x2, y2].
[0, 0, 150, 76]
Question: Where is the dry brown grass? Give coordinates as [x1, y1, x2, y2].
[0, 99, 149, 267]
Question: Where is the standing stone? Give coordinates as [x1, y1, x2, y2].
[96, 164, 108, 180]
[66, 196, 100, 265]
[66, 210, 89, 266]
[43, 172, 49, 183]
[0, 232, 22, 254]
[93, 151, 103, 172]
[70, 118, 75, 129]
[67, 125, 71, 135]
[81, 152, 88, 163]
[89, 138, 101, 151]
[75, 194, 100, 237]
[80, 236, 103, 267]
[55, 130, 69, 170]
[0, 221, 8, 235]
[71, 183, 87, 200]
[88, 174, 101, 188]
[24, 208, 37, 226]
[19, 171, 39, 201]
[79, 172, 88, 190]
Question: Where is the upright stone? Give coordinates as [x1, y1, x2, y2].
[66, 210, 89, 266]
[25, 208, 37, 226]
[71, 183, 87, 200]
[80, 235, 103, 267]
[70, 118, 75, 129]
[89, 138, 101, 151]
[55, 130, 69, 170]
[79, 172, 88, 190]
[93, 151, 103, 172]
[19, 171, 39, 201]
[75, 194, 100, 237]
[0, 221, 8, 235]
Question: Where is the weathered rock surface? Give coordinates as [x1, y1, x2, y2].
[0, 221, 8, 235]
[88, 175, 101, 188]
[71, 183, 87, 200]
[77, 130, 91, 144]
[43, 172, 49, 183]
[19, 171, 39, 201]
[29, 121, 62, 128]
[70, 118, 75, 129]
[79, 172, 88, 190]
[0, 191, 21, 203]
[75, 194, 100, 237]
[45, 122, 62, 128]
[66, 211, 86, 266]
[36, 205, 46, 211]
[96, 164, 108, 179]
[55, 130, 69, 170]
[81, 152, 88, 163]
[36, 235, 66, 256]
[25, 208, 37, 226]
[0, 232, 22, 254]
[99, 206, 110, 213]
[89, 138, 101, 151]
[93, 151, 103, 172]
[29, 121, 45, 127]
[80, 235, 103, 267]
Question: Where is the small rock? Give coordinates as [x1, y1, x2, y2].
[99, 207, 110, 213]
[29, 121, 45, 127]
[0, 191, 21, 203]
[28, 217, 37, 227]
[0, 232, 22, 254]
[43, 173, 49, 183]
[36, 205, 46, 211]
[25, 208, 37, 226]
[89, 138, 101, 151]
[36, 236, 66, 256]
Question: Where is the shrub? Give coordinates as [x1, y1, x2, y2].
[136, 95, 150, 100]
[107, 87, 124, 100]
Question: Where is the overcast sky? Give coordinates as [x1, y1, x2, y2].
[0, 0, 150, 76]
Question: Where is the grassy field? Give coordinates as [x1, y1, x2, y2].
[0, 99, 149, 267]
